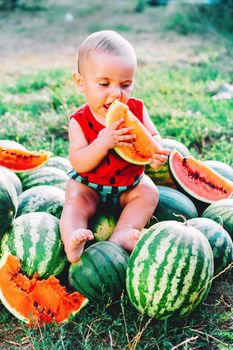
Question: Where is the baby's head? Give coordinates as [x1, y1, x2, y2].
[74, 31, 137, 120]
[77, 30, 137, 74]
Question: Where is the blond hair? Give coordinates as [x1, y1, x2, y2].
[78, 30, 137, 73]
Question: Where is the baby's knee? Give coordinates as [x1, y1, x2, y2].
[140, 183, 159, 207]
[65, 183, 98, 215]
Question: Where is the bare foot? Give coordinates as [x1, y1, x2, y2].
[65, 229, 94, 263]
[109, 228, 140, 251]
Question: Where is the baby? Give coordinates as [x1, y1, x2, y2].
[60, 30, 169, 263]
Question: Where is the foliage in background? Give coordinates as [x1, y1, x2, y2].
[0, 0, 42, 10]
[135, 0, 233, 34]
[1, 62, 232, 164]
[164, 1, 233, 34]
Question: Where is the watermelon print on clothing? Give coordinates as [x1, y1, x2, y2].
[69, 98, 144, 187]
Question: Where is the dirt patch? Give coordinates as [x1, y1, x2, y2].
[0, 0, 227, 81]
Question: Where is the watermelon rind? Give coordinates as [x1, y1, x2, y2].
[114, 148, 148, 165]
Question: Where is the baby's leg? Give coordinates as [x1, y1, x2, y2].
[109, 175, 159, 251]
[60, 179, 99, 263]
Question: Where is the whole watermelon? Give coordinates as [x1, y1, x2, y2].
[126, 221, 214, 320]
[153, 186, 198, 223]
[202, 199, 233, 239]
[17, 185, 65, 219]
[188, 217, 233, 275]
[0, 172, 18, 238]
[88, 204, 118, 242]
[19, 166, 69, 191]
[69, 241, 129, 300]
[1, 212, 67, 278]
[0, 166, 22, 195]
[46, 156, 72, 173]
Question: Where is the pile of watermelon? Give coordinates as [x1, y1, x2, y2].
[0, 138, 232, 325]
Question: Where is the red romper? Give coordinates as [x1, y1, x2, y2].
[68, 98, 145, 203]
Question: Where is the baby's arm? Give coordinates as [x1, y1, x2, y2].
[69, 118, 135, 173]
[142, 105, 170, 168]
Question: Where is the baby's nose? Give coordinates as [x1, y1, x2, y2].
[111, 86, 122, 98]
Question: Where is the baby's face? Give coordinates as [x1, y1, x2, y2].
[79, 51, 136, 122]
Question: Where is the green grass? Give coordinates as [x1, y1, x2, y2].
[0, 277, 232, 349]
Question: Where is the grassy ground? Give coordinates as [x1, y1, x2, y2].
[0, 1, 232, 349]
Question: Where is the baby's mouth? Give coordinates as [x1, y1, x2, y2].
[103, 103, 112, 110]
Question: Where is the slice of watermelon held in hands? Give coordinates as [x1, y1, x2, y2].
[106, 100, 167, 165]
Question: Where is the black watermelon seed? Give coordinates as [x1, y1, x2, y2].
[88, 121, 94, 129]
[109, 177, 115, 184]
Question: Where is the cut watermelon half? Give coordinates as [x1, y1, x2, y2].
[0, 253, 88, 326]
[169, 150, 233, 204]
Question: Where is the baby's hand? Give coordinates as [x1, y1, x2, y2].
[148, 148, 170, 169]
[97, 118, 136, 151]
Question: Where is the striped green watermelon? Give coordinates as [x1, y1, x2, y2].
[89, 204, 118, 242]
[0, 166, 22, 195]
[152, 186, 198, 223]
[145, 138, 190, 187]
[202, 199, 233, 239]
[69, 241, 129, 300]
[89, 213, 116, 241]
[0, 172, 18, 237]
[1, 212, 67, 278]
[126, 221, 214, 320]
[19, 166, 69, 191]
[17, 185, 65, 219]
[46, 156, 72, 173]
[188, 217, 233, 275]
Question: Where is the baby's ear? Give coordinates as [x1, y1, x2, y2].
[72, 72, 84, 91]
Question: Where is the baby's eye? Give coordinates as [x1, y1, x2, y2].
[99, 82, 109, 87]
[121, 83, 131, 89]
